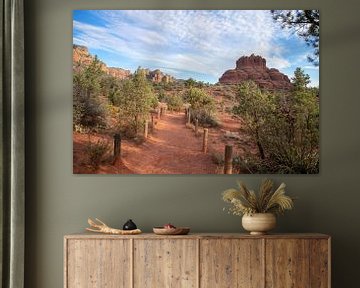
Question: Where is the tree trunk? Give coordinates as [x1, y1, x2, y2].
[257, 141, 265, 160]
[134, 115, 138, 134]
[255, 128, 265, 159]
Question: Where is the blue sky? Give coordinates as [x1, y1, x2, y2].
[73, 10, 319, 86]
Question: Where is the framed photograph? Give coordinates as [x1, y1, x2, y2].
[72, 10, 319, 174]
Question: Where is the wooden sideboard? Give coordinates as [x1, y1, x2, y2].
[64, 233, 330, 288]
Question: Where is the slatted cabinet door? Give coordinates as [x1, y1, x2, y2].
[265, 238, 330, 288]
[309, 239, 330, 288]
[266, 239, 310, 287]
[200, 239, 264, 288]
[133, 239, 198, 288]
[64, 234, 330, 288]
[65, 239, 131, 288]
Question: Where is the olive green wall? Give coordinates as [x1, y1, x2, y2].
[24, 0, 360, 287]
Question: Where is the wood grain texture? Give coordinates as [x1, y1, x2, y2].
[64, 234, 330, 288]
[310, 239, 330, 288]
[64, 239, 68, 288]
[200, 239, 264, 288]
[66, 239, 131, 288]
[265, 239, 310, 288]
[133, 239, 197, 288]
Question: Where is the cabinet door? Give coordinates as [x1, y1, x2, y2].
[266, 239, 309, 287]
[134, 239, 198, 288]
[200, 239, 264, 288]
[309, 239, 330, 288]
[66, 239, 131, 288]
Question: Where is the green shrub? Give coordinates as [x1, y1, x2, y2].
[184, 87, 217, 127]
[163, 94, 183, 112]
[85, 139, 110, 170]
[232, 76, 319, 174]
[73, 97, 107, 129]
[115, 69, 155, 134]
[190, 110, 219, 127]
[73, 57, 108, 129]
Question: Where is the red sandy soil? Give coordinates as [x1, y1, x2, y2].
[73, 133, 134, 174]
[209, 94, 256, 158]
[122, 113, 216, 174]
[73, 109, 255, 174]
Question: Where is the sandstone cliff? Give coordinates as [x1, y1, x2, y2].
[219, 54, 292, 90]
[73, 45, 131, 80]
[144, 68, 174, 84]
[73, 45, 173, 83]
[107, 67, 131, 80]
[73, 45, 93, 66]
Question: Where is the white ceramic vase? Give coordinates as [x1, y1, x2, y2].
[242, 213, 276, 235]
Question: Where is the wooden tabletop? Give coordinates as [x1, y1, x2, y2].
[65, 232, 330, 240]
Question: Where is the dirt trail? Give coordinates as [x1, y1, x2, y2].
[120, 113, 217, 174]
[73, 108, 251, 174]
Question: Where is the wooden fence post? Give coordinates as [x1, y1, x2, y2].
[158, 108, 161, 119]
[151, 115, 154, 129]
[195, 118, 199, 136]
[113, 133, 121, 163]
[203, 128, 209, 153]
[144, 120, 149, 138]
[187, 110, 191, 125]
[224, 144, 233, 174]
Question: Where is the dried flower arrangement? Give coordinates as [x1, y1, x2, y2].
[222, 179, 294, 216]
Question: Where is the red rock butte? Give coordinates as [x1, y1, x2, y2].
[219, 54, 293, 90]
[73, 44, 174, 83]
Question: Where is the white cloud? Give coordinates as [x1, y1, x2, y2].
[267, 57, 291, 70]
[73, 10, 309, 82]
[303, 65, 319, 70]
[309, 79, 319, 87]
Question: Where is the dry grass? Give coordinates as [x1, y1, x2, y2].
[222, 179, 294, 216]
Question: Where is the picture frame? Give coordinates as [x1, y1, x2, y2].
[73, 10, 320, 175]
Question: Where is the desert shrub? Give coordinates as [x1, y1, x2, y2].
[232, 152, 319, 174]
[73, 56, 108, 129]
[184, 87, 215, 111]
[73, 96, 107, 129]
[232, 80, 273, 159]
[230, 154, 270, 174]
[264, 70, 319, 173]
[85, 139, 110, 170]
[115, 69, 155, 135]
[149, 93, 159, 109]
[118, 119, 145, 139]
[184, 78, 205, 88]
[163, 94, 183, 112]
[219, 100, 226, 112]
[232, 74, 319, 174]
[211, 152, 224, 165]
[184, 87, 217, 127]
[190, 109, 219, 127]
[99, 74, 122, 106]
[212, 152, 242, 174]
[156, 88, 166, 102]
